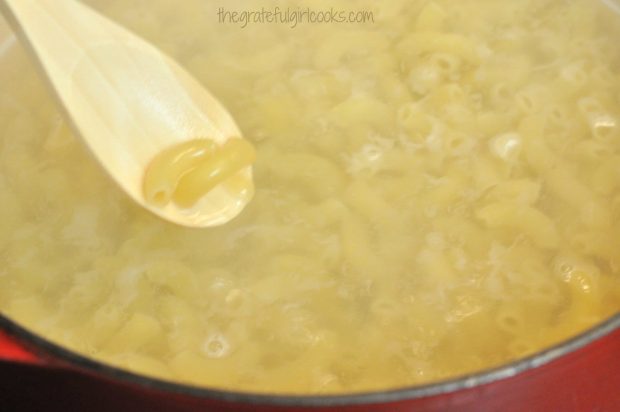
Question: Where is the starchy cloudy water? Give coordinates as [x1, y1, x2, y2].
[0, 0, 620, 394]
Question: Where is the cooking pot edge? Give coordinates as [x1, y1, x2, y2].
[1, 311, 619, 407]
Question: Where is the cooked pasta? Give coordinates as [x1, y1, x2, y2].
[143, 138, 255, 208]
[0, 0, 619, 396]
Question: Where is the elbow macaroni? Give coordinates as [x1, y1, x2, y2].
[143, 138, 255, 208]
[1, 0, 620, 396]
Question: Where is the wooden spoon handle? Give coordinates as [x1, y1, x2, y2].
[0, 0, 250, 227]
[0, 0, 238, 170]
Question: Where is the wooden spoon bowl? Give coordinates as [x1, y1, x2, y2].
[0, 0, 254, 227]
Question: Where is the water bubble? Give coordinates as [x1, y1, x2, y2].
[202, 332, 231, 359]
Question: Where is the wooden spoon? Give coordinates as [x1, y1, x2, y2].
[0, 0, 254, 227]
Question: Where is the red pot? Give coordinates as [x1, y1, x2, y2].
[1, 312, 620, 411]
[2, 3, 620, 411]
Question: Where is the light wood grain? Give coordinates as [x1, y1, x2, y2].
[0, 0, 254, 227]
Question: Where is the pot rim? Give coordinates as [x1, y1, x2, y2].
[1, 311, 619, 407]
[2, 2, 620, 405]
